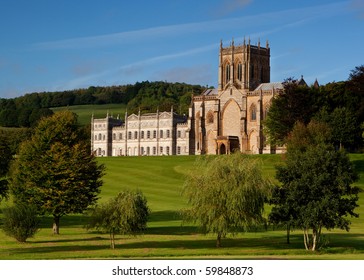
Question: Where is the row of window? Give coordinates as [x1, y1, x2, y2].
[97, 146, 185, 156]
[94, 130, 186, 141]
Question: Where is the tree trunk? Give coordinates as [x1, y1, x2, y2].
[53, 215, 60, 234]
[110, 232, 115, 249]
[216, 232, 222, 248]
[303, 228, 309, 250]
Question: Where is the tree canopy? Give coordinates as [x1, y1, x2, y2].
[87, 190, 150, 249]
[10, 111, 105, 234]
[269, 121, 359, 251]
[182, 153, 270, 247]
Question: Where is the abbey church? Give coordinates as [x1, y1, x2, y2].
[91, 39, 290, 156]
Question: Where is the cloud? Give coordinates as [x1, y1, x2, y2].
[30, 1, 345, 51]
[211, 0, 252, 17]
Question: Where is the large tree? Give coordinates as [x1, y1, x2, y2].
[269, 121, 359, 251]
[87, 190, 150, 249]
[10, 111, 105, 234]
[0, 133, 12, 202]
[182, 153, 270, 247]
[264, 78, 318, 146]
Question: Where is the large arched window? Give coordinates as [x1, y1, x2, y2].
[206, 111, 214, 124]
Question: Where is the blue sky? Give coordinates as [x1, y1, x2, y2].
[0, 0, 363, 98]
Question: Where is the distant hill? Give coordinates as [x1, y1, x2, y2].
[0, 81, 207, 128]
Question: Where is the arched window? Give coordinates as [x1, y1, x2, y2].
[206, 111, 214, 124]
[128, 131, 132, 139]
[225, 64, 230, 83]
[134, 131, 138, 139]
[238, 63, 242, 81]
[250, 104, 257, 121]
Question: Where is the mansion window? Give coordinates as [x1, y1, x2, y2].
[160, 130, 163, 138]
[153, 130, 157, 138]
[177, 146, 181, 155]
[166, 146, 170, 155]
[128, 131, 132, 139]
[146, 147, 150, 155]
[119, 133, 123, 140]
[153, 147, 156, 155]
[177, 130, 181, 138]
[166, 130, 170, 138]
[147, 131, 150, 139]
[141, 131, 144, 139]
[113, 133, 116, 140]
[134, 131, 138, 139]
[160, 146, 163, 154]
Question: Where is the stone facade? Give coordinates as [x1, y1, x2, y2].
[91, 109, 189, 156]
[91, 39, 289, 156]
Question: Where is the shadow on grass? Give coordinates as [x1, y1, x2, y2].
[352, 159, 364, 174]
[148, 210, 182, 223]
[39, 215, 90, 229]
[7, 233, 364, 256]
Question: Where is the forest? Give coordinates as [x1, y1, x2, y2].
[0, 81, 206, 128]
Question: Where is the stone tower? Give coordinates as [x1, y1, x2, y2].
[218, 38, 270, 91]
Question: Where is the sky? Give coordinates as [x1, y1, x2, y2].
[0, 0, 363, 99]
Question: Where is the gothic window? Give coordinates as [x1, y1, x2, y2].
[225, 64, 231, 83]
[260, 67, 264, 82]
[251, 64, 254, 79]
[250, 104, 257, 121]
[238, 63, 242, 81]
[206, 111, 214, 124]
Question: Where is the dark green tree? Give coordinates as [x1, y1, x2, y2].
[0, 133, 12, 202]
[10, 111, 105, 234]
[264, 78, 317, 145]
[2, 204, 39, 242]
[269, 121, 359, 251]
[182, 153, 270, 247]
[87, 190, 150, 249]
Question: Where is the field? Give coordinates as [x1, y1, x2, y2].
[52, 103, 126, 125]
[0, 154, 363, 260]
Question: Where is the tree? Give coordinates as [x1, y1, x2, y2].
[182, 153, 270, 247]
[2, 204, 39, 242]
[87, 190, 150, 249]
[10, 111, 105, 234]
[0, 133, 12, 202]
[264, 78, 317, 145]
[269, 121, 359, 251]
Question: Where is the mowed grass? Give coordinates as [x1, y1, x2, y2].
[52, 103, 126, 125]
[0, 154, 364, 259]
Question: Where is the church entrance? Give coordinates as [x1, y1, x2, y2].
[216, 136, 240, 154]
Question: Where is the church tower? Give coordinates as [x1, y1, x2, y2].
[218, 38, 270, 91]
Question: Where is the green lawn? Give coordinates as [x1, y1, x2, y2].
[0, 154, 363, 259]
[52, 103, 126, 126]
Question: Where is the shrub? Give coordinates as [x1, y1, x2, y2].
[2, 204, 39, 242]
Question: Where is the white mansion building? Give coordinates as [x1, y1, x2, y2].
[91, 39, 299, 156]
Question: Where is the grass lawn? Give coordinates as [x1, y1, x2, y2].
[51, 103, 126, 126]
[0, 154, 363, 259]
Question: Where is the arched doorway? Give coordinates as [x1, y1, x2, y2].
[220, 144, 226, 155]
